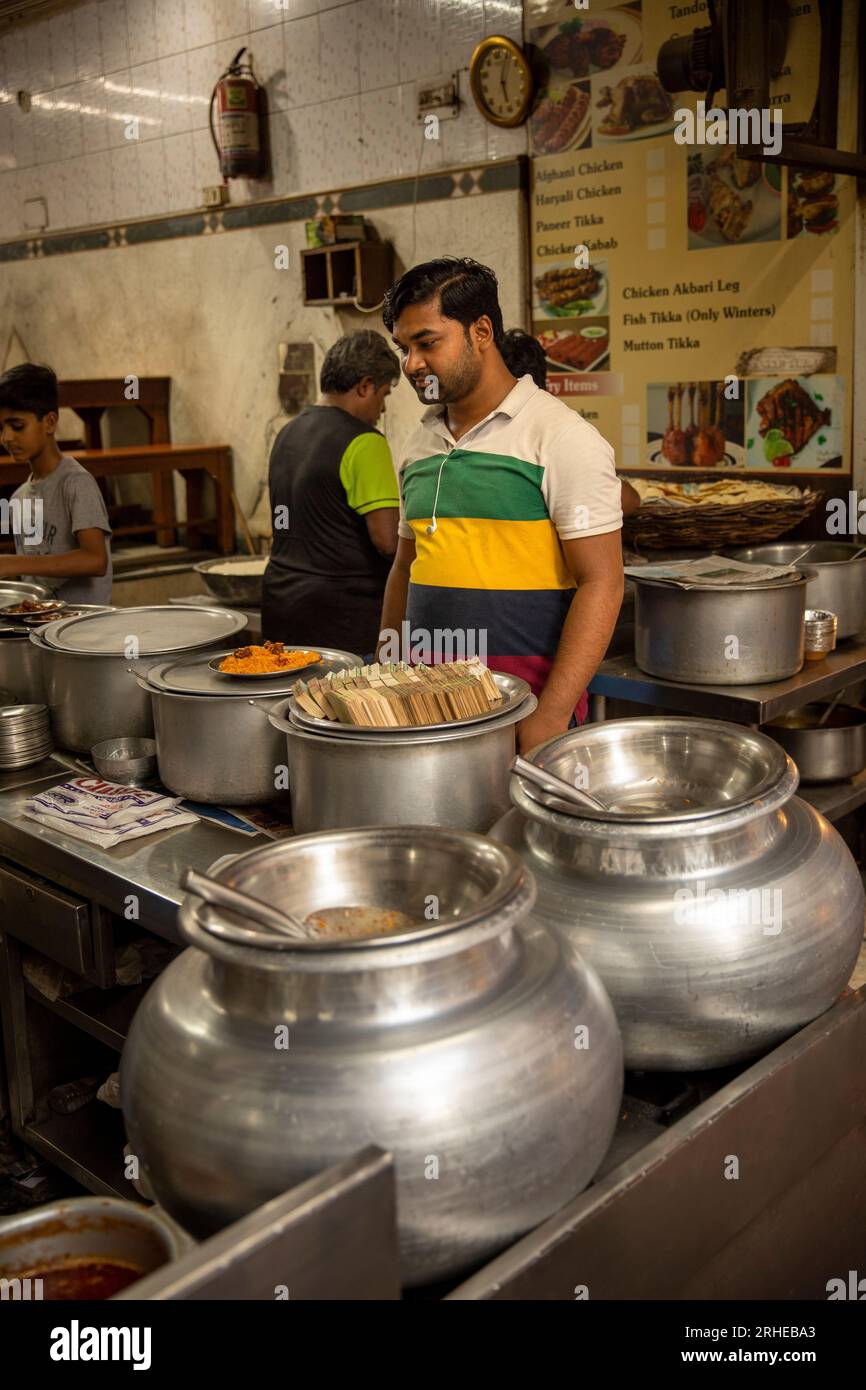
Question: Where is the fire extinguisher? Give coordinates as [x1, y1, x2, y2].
[209, 47, 265, 180]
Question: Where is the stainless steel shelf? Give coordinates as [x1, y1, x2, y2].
[589, 637, 866, 724]
[799, 768, 866, 823]
[24, 1103, 133, 1200]
[23, 979, 152, 1053]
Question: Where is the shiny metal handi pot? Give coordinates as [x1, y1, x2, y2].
[632, 573, 808, 684]
[491, 718, 863, 1071]
[765, 703, 866, 783]
[140, 646, 362, 804]
[730, 542, 866, 639]
[0, 629, 46, 703]
[121, 828, 623, 1285]
[269, 680, 537, 834]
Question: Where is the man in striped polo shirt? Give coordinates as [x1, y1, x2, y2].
[379, 258, 623, 754]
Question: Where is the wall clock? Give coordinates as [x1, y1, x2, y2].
[469, 35, 535, 128]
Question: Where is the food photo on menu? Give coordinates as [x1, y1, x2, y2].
[687, 149, 783, 248]
[527, 0, 641, 155]
[646, 381, 745, 468]
[786, 166, 840, 238]
[745, 375, 844, 469]
[534, 317, 611, 374]
[533, 258, 608, 319]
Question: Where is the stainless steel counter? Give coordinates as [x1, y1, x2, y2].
[0, 767, 270, 942]
[589, 635, 866, 724]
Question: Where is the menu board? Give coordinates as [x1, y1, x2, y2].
[525, 0, 856, 475]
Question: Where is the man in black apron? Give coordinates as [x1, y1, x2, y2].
[262, 331, 401, 655]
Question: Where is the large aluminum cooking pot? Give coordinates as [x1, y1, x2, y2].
[633, 572, 807, 684]
[491, 717, 863, 1071]
[268, 680, 537, 833]
[765, 702, 866, 784]
[0, 604, 112, 705]
[30, 605, 248, 752]
[730, 542, 866, 639]
[140, 645, 362, 804]
[121, 827, 623, 1285]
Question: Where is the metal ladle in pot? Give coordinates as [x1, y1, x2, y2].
[182, 868, 320, 941]
[511, 755, 608, 815]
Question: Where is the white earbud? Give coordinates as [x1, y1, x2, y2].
[426, 457, 447, 539]
[426, 520, 437, 535]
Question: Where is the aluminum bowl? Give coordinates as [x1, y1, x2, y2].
[91, 737, 158, 786]
[194, 556, 267, 606]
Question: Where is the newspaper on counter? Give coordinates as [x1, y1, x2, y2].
[623, 554, 801, 590]
[23, 777, 199, 848]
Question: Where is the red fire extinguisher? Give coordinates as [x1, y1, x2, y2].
[209, 47, 265, 180]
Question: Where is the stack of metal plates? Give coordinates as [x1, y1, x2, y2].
[0, 703, 53, 768]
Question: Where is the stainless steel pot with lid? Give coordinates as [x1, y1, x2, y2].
[140, 645, 362, 804]
[492, 717, 864, 1070]
[269, 674, 537, 832]
[120, 826, 623, 1285]
[32, 605, 249, 752]
[729, 542, 866, 639]
[632, 571, 808, 684]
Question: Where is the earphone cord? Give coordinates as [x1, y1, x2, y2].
[427, 455, 447, 535]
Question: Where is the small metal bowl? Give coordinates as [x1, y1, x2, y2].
[91, 737, 158, 786]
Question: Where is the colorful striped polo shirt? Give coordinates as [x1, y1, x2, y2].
[396, 374, 622, 710]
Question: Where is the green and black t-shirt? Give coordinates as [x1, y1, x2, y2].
[262, 404, 398, 654]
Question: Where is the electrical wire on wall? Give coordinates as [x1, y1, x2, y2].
[351, 118, 432, 313]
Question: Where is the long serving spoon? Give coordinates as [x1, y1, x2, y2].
[511, 755, 608, 815]
[816, 686, 847, 728]
[182, 868, 319, 941]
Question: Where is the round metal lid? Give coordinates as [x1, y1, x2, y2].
[630, 571, 807, 593]
[145, 645, 364, 697]
[41, 605, 248, 656]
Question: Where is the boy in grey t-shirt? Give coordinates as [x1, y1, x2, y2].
[0, 364, 112, 605]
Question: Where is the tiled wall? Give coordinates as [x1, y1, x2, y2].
[0, 0, 526, 241]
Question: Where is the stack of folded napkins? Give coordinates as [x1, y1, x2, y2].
[23, 778, 198, 848]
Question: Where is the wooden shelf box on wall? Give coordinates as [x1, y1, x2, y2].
[301, 242, 394, 308]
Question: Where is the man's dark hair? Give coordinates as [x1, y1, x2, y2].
[382, 257, 505, 348]
[0, 363, 59, 416]
[501, 329, 547, 389]
[319, 330, 400, 394]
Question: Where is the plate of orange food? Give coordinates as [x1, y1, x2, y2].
[211, 641, 322, 680]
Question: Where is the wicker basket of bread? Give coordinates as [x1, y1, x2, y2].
[624, 478, 821, 549]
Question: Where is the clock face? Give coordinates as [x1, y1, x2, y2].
[473, 40, 532, 126]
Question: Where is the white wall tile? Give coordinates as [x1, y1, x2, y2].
[319, 0, 346, 10]
[399, 0, 440, 84]
[154, 0, 187, 58]
[3, 29, 31, 95]
[484, 0, 522, 41]
[285, 14, 320, 108]
[99, 0, 129, 74]
[104, 70, 133, 147]
[397, 80, 425, 175]
[441, 77, 487, 166]
[252, 0, 315, 29]
[17, 166, 44, 209]
[441, 0, 483, 74]
[486, 118, 527, 162]
[128, 60, 164, 142]
[320, 3, 360, 97]
[74, 3, 104, 81]
[83, 148, 115, 222]
[163, 129, 195, 209]
[360, 85, 400, 182]
[50, 12, 77, 88]
[185, 45, 217, 129]
[0, 35, 7, 100]
[61, 154, 92, 228]
[29, 96, 53, 165]
[214, 0, 250, 42]
[110, 140, 141, 220]
[358, 0, 399, 93]
[319, 93, 361, 188]
[193, 124, 220, 193]
[251, 21, 288, 112]
[263, 108, 290, 189]
[138, 136, 168, 215]
[11, 104, 36, 168]
[127, 0, 159, 67]
[0, 107, 14, 171]
[185, 0, 218, 49]
[287, 102, 324, 190]
[57, 85, 85, 161]
[79, 77, 109, 154]
[25, 20, 54, 93]
[42, 160, 68, 229]
[159, 52, 191, 136]
[0, 171, 20, 238]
